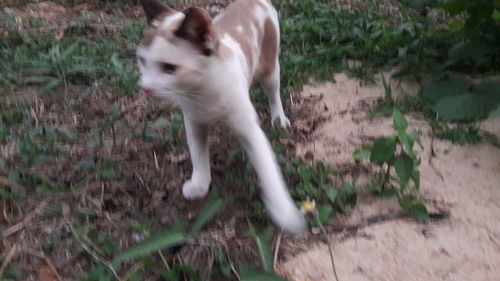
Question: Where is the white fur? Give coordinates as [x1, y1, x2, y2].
[137, 1, 306, 234]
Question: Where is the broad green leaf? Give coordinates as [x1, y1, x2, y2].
[392, 109, 408, 131]
[298, 166, 311, 183]
[433, 94, 489, 121]
[448, 40, 494, 62]
[489, 105, 500, 118]
[352, 147, 371, 161]
[113, 220, 187, 265]
[370, 137, 397, 164]
[325, 188, 338, 203]
[394, 152, 413, 185]
[152, 117, 170, 128]
[317, 204, 333, 223]
[421, 76, 469, 105]
[239, 265, 289, 281]
[378, 188, 398, 198]
[246, 223, 274, 273]
[188, 189, 226, 237]
[397, 131, 414, 153]
[409, 202, 430, 221]
[399, 194, 418, 209]
[366, 106, 394, 119]
[423, 78, 500, 122]
[407, 130, 422, 148]
[412, 170, 420, 189]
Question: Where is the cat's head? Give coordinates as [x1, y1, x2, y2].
[136, 0, 217, 101]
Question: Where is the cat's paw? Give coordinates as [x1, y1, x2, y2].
[182, 179, 210, 199]
[271, 115, 291, 129]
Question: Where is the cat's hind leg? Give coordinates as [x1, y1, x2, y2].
[182, 118, 211, 199]
[261, 63, 290, 128]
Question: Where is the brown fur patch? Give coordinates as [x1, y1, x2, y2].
[214, 0, 276, 75]
[257, 18, 278, 77]
[175, 8, 216, 56]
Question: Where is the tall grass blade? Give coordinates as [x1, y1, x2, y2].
[188, 188, 227, 237]
[246, 223, 274, 273]
[113, 220, 187, 265]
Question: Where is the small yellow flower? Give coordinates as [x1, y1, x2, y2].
[300, 198, 316, 214]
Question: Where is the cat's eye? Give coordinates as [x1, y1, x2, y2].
[160, 62, 177, 74]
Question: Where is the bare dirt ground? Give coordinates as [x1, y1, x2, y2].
[280, 73, 500, 281]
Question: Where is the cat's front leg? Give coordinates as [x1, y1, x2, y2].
[182, 117, 211, 199]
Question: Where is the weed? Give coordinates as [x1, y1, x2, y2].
[353, 109, 429, 221]
[434, 124, 482, 144]
[421, 75, 500, 122]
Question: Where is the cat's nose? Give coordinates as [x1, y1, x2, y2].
[141, 87, 155, 95]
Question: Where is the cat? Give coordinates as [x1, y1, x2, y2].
[137, 0, 306, 234]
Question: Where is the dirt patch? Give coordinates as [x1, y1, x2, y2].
[281, 73, 500, 281]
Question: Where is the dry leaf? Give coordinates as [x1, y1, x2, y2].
[38, 265, 58, 281]
[54, 30, 64, 41]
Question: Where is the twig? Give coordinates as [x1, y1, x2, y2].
[24, 249, 62, 281]
[3, 199, 48, 238]
[44, 257, 62, 281]
[122, 263, 142, 281]
[0, 245, 17, 278]
[158, 250, 170, 270]
[314, 214, 340, 281]
[273, 231, 282, 271]
[326, 210, 450, 232]
[66, 221, 123, 281]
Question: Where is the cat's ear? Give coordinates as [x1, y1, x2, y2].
[139, 0, 175, 26]
[174, 7, 217, 56]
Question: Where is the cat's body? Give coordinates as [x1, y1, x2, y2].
[137, 0, 306, 233]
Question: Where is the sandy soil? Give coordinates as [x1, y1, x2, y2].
[281, 73, 500, 281]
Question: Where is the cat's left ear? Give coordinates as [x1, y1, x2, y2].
[139, 0, 175, 26]
[174, 7, 217, 56]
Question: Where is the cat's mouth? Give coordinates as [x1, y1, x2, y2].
[141, 87, 156, 95]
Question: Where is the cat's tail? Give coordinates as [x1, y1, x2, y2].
[243, 127, 307, 234]
[262, 191, 307, 234]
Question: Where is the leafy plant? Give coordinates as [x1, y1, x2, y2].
[421, 76, 500, 121]
[353, 109, 429, 221]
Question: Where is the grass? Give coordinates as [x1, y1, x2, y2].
[1, 0, 498, 280]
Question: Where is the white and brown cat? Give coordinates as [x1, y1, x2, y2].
[137, 0, 306, 234]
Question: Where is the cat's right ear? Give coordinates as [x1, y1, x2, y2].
[139, 0, 175, 26]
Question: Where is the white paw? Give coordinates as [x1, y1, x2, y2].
[182, 179, 210, 199]
[271, 115, 291, 129]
